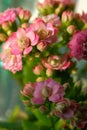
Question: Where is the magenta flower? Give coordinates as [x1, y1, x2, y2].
[42, 54, 71, 71]
[22, 78, 64, 105]
[68, 30, 87, 60]
[45, 78, 64, 102]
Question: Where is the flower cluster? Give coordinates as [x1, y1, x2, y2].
[0, 0, 87, 129]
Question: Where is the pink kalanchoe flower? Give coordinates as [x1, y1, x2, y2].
[45, 78, 64, 102]
[0, 8, 17, 25]
[42, 14, 61, 27]
[26, 28, 39, 46]
[42, 54, 71, 71]
[28, 18, 58, 50]
[22, 78, 64, 105]
[9, 28, 33, 55]
[32, 82, 46, 105]
[68, 30, 87, 60]
[0, 48, 22, 74]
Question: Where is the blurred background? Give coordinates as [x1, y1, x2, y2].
[0, 0, 86, 122]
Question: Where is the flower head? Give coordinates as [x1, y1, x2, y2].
[68, 30, 87, 60]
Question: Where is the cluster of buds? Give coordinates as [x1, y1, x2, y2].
[37, 0, 75, 16]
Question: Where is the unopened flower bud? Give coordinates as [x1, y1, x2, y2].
[2, 22, 11, 31]
[67, 25, 76, 34]
[74, 80, 82, 87]
[46, 68, 53, 77]
[21, 83, 34, 97]
[63, 83, 70, 90]
[36, 77, 44, 82]
[18, 8, 31, 22]
[33, 64, 43, 75]
[0, 33, 7, 42]
[7, 30, 13, 36]
[20, 23, 28, 29]
[82, 87, 87, 95]
[39, 105, 48, 113]
[62, 11, 74, 23]
[37, 42, 47, 52]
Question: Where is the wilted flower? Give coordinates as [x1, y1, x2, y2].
[53, 98, 79, 119]
[72, 105, 87, 128]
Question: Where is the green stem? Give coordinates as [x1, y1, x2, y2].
[50, 117, 55, 130]
[0, 121, 23, 130]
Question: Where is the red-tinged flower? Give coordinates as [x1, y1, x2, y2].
[42, 54, 71, 71]
[53, 98, 79, 119]
[68, 30, 87, 60]
[72, 105, 87, 128]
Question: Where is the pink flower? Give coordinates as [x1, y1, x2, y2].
[45, 78, 64, 102]
[0, 8, 17, 25]
[68, 30, 87, 60]
[28, 19, 58, 51]
[42, 54, 71, 71]
[26, 28, 39, 46]
[0, 48, 22, 74]
[42, 14, 61, 27]
[9, 28, 33, 55]
[22, 78, 64, 105]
